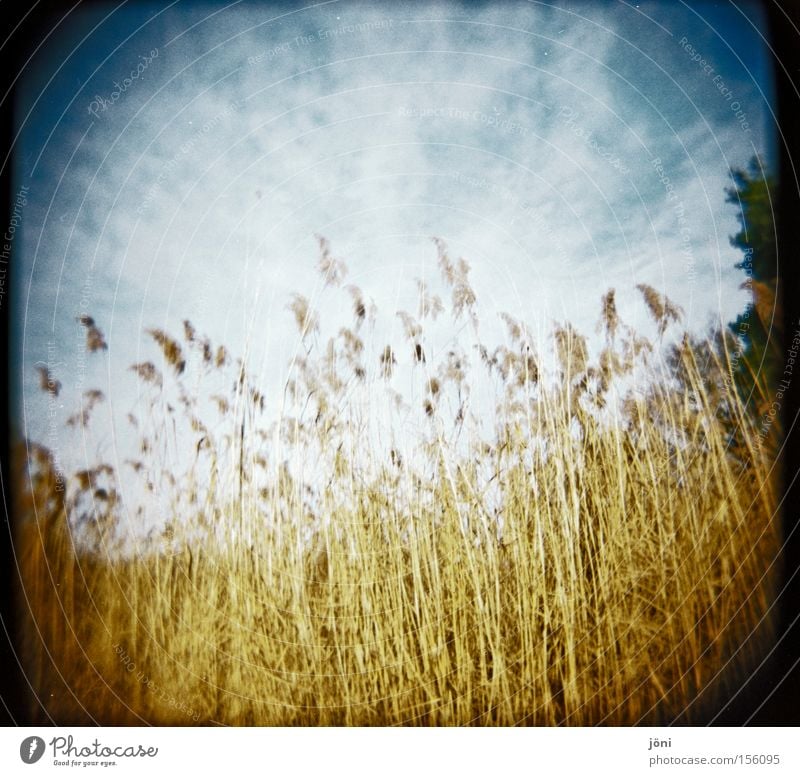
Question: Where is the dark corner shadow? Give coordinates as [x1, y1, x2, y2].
[708, 0, 800, 727]
[0, 0, 78, 727]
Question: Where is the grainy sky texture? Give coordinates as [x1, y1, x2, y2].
[12, 0, 774, 470]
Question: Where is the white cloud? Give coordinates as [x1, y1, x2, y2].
[16, 1, 772, 496]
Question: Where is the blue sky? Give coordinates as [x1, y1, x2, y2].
[12, 0, 775, 482]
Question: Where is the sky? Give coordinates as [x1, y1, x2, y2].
[11, 0, 776, 498]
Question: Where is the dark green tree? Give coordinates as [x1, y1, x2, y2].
[726, 156, 780, 416]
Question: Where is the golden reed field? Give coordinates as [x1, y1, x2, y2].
[14, 240, 779, 725]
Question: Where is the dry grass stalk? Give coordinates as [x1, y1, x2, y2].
[15, 243, 779, 726]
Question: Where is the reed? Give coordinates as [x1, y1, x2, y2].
[15, 239, 779, 725]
